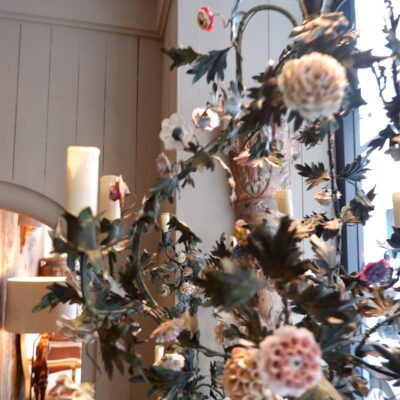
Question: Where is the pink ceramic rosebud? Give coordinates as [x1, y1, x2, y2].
[109, 175, 130, 208]
[197, 7, 214, 32]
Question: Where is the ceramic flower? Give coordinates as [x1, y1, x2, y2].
[183, 266, 193, 277]
[180, 281, 203, 297]
[131, 321, 142, 336]
[156, 152, 172, 177]
[258, 326, 322, 397]
[223, 347, 275, 400]
[197, 6, 214, 32]
[192, 107, 222, 134]
[48, 375, 95, 400]
[314, 189, 341, 206]
[160, 113, 194, 150]
[277, 52, 348, 120]
[359, 259, 392, 284]
[150, 317, 185, 343]
[177, 252, 187, 264]
[154, 352, 186, 371]
[180, 281, 197, 296]
[109, 175, 130, 207]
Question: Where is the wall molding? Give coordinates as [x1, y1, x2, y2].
[0, 0, 173, 40]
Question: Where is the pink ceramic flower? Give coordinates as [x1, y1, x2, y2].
[197, 7, 214, 32]
[359, 259, 392, 284]
[150, 318, 185, 343]
[180, 281, 197, 296]
[223, 347, 275, 400]
[183, 267, 193, 277]
[109, 175, 130, 207]
[258, 326, 322, 397]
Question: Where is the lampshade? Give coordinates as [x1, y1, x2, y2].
[5, 277, 76, 334]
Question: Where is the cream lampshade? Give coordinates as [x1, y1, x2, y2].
[5, 277, 75, 334]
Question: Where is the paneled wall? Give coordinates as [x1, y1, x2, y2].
[0, 20, 137, 206]
[0, 5, 164, 400]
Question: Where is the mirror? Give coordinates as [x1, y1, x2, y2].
[0, 209, 83, 399]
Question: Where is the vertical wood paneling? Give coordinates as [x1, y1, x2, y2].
[103, 34, 138, 191]
[76, 29, 106, 175]
[13, 22, 51, 191]
[0, 20, 20, 182]
[45, 26, 80, 204]
[136, 38, 162, 200]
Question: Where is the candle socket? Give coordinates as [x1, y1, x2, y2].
[65, 208, 97, 250]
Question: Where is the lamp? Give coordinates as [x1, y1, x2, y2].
[5, 277, 76, 400]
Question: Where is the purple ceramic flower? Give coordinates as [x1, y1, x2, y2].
[359, 259, 392, 284]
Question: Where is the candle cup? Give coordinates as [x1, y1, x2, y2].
[99, 175, 121, 221]
[276, 189, 294, 218]
[65, 146, 100, 217]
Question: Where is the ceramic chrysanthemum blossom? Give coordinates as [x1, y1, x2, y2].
[160, 113, 194, 150]
[223, 347, 276, 400]
[154, 353, 186, 371]
[258, 326, 322, 398]
[277, 52, 348, 120]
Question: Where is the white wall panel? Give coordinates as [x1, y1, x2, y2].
[13, 22, 51, 191]
[0, 19, 20, 181]
[76, 29, 106, 171]
[103, 34, 138, 187]
[45, 26, 79, 203]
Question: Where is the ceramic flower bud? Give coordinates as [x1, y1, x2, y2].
[156, 152, 172, 177]
[197, 6, 214, 32]
[109, 175, 130, 208]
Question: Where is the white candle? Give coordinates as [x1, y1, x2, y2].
[276, 189, 294, 218]
[393, 192, 400, 228]
[154, 345, 164, 362]
[65, 146, 100, 216]
[160, 212, 170, 233]
[99, 175, 121, 221]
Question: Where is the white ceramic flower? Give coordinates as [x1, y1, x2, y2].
[160, 113, 194, 150]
